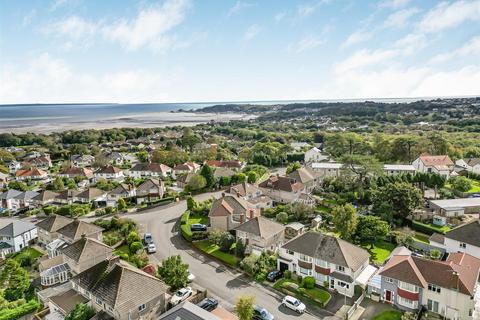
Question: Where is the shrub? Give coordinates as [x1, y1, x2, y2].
[219, 233, 235, 253]
[129, 241, 143, 254]
[127, 231, 141, 245]
[180, 211, 190, 225]
[105, 206, 115, 215]
[302, 276, 315, 289]
[284, 270, 291, 279]
[0, 299, 40, 320]
[180, 224, 192, 241]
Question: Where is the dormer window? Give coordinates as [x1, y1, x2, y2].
[460, 242, 467, 249]
[138, 304, 146, 312]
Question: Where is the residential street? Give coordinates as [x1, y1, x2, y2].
[87, 193, 336, 320]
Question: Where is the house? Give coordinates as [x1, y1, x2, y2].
[177, 172, 195, 189]
[235, 216, 285, 255]
[71, 154, 95, 167]
[0, 220, 37, 258]
[27, 155, 52, 169]
[105, 152, 128, 166]
[246, 195, 273, 210]
[32, 190, 60, 207]
[209, 194, 260, 231]
[75, 188, 107, 204]
[55, 190, 81, 205]
[383, 164, 416, 176]
[288, 167, 320, 192]
[129, 162, 172, 178]
[284, 222, 306, 239]
[0, 189, 23, 211]
[278, 232, 370, 297]
[94, 165, 124, 181]
[213, 167, 236, 180]
[159, 301, 221, 320]
[174, 162, 201, 175]
[136, 178, 165, 204]
[308, 162, 343, 179]
[71, 257, 170, 320]
[12, 191, 39, 211]
[56, 220, 103, 244]
[304, 147, 329, 163]
[429, 220, 480, 259]
[8, 160, 21, 174]
[59, 167, 94, 179]
[107, 184, 136, 207]
[47, 289, 89, 319]
[455, 158, 480, 174]
[374, 251, 480, 319]
[15, 168, 48, 181]
[258, 175, 305, 204]
[428, 198, 480, 217]
[295, 193, 317, 207]
[0, 172, 8, 188]
[36, 215, 74, 246]
[226, 182, 262, 200]
[205, 160, 244, 171]
[40, 236, 113, 286]
[412, 155, 454, 178]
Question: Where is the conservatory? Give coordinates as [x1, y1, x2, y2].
[40, 263, 71, 286]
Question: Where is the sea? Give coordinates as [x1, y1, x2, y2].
[0, 97, 442, 134]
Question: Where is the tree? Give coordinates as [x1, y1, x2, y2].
[127, 231, 141, 245]
[235, 239, 246, 258]
[137, 150, 149, 162]
[340, 154, 383, 188]
[52, 176, 65, 191]
[235, 295, 255, 320]
[276, 212, 289, 224]
[286, 202, 314, 222]
[247, 171, 257, 183]
[332, 204, 358, 240]
[219, 233, 235, 252]
[430, 249, 441, 260]
[286, 162, 301, 174]
[355, 216, 390, 247]
[231, 172, 247, 184]
[0, 259, 30, 301]
[65, 304, 95, 320]
[449, 176, 472, 192]
[208, 228, 226, 246]
[8, 181, 28, 191]
[129, 241, 143, 254]
[157, 255, 189, 291]
[186, 196, 197, 211]
[200, 164, 215, 188]
[187, 174, 207, 191]
[117, 198, 127, 211]
[373, 181, 423, 221]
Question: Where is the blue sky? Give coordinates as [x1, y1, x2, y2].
[1, 0, 479, 104]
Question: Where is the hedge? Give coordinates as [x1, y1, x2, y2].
[180, 224, 192, 241]
[0, 300, 40, 320]
[180, 211, 190, 225]
[412, 220, 449, 235]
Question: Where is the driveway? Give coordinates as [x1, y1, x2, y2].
[91, 192, 333, 319]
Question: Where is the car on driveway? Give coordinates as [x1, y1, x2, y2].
[253, 305, 274, 320]
[282, 295, 306, 314]
[146, 243, 156, 254]
[197, 297, 218, 311]
[143, 233, 153, 244]
[170, 287, 193, 306]
[266, 270, 282, 282]
[191, 223, 207, 232]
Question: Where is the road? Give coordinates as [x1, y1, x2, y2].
[88, 193, 335, 320]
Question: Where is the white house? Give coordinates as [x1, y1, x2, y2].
[429, 220, 480, 259]
[308, 162, 343, 179]
[383, 164, 416, 176]
[129, 163, 172, 179]
[94, 165, 124, 181]
[412, 155, 454, 178]
[0, 219, 38, 258]
[455, 158, 480, 174]
[304, 147, 329, 164]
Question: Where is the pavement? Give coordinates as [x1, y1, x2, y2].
[86, 191, 334, 320]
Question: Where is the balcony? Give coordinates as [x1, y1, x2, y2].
[298, 260, 313, 269]
[315, 265, 331, 275]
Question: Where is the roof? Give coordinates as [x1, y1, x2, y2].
[14, 190, 39, 201]
[175, 162, 200, 171]
[0, 220, 36, 237]
[429, 198, 480, 210]
[418, 154, 454, 168]
[49, 289, 88, 314]
[76, 188, 106, 201]
[56, 220, 103, 241]
[282, 232, 370, 272]
[213, 167, 235, 178]
[60, 167, 93, 177]
[61, 237, 113, 263]
[444, 220, 480, 247]
[464, 158, 480, 167]
[32, 190, 60, 202]
[130, 162, 171, 173]
[383, 164, 416, 171]
[227, 182, 260, 197]
[429, 233, 445, 245]
[36, 215, 74, 232]
[136, 178, 164, 192]
[380, 252, 480, 296]
[109, 184, 133, 196]
[15, 168, 47, 177]
[72, 258, 169, 314]
[39, 254, 65, 271]
[209, 195, 251, 217]
[206, 160, 243, 168]
[288, 167, 317, 183]
[235, 216, 285, 239]
[159, 301, 221, 320]
[95, 165, 122, 174]
[258, 175, 304, 193]
[0, 189, 23, 200]
[310, 162, 343, 169]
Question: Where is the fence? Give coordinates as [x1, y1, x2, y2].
[346, 292, 365, 320]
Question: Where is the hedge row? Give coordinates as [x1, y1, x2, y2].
[0, 300, 40, 320]
[180, 211, 192, 241]
[412, 221, 447, 235]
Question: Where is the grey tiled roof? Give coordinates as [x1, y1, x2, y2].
[235, 216, 284, 239]
[445, 220, 480, 247]
[56, 220, 103, 241]
[36, 215, 73, 232]
[61, 237, 113, 263]
[0, 220, 36, 237]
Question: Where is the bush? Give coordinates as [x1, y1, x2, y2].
[105, 206, 116, 215]
[0, 299, 40, 320]
[412, 221, 447, 235]
[181, 224, 192, 241]
[219, 233, 235, 253]
[284, 270, 291, 279]
[180, 211, 190, 225]
[129, 241, 143, 254]
[302, 276, 315, 289]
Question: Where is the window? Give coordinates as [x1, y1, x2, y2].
[428, 284, 441, 293]
[299, 267, 312, 276]
[96, 297, 103, 305]
[287, 250, 294, 255]
[315, 259, 328, 268]
[427, 299, 439, 313]
[398, 296, 418, 309]
[336, 265, 345, 272]
[385, 277, 394, 283]
[337, 281, 350, 289]
[299, 254, 312, 262]
[459, 242, 467, 249]
[138, 304, 146, 312]
[398, 281, 419, 293]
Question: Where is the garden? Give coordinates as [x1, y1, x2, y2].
[361, 240, 395, 265]
[372, 310, 403, 320]
[273, 274, 331, 308]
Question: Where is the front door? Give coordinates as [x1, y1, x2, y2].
[330, 279, 335, 289]
[385, 290, 392, 303]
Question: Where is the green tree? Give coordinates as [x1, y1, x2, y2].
[450, 176, 472, 192]
[332, 204, 358, 240]
[286, 162, 301, 174]
[187, 174, 207, 191]
[200, 164, 215, 188]
[276, 212, 289, 224]
[430, 249, 441, 260]
[157, 255, 189, 291]
[0, 259, 30, 301]
[129, 241, 143, 254]
[65, 304, 95, 320]
[117, 198, 127, 211]
[52, 176, 65, 191]
[373, 182, 423, 221]
[340, 154, 383, 188]
[186, 196, 197, 211]
[137, 150, 149, 162]
[127, 231, 141, 245]
[235, 295, 255, 320]
[355, 216, 390, 247]
[7, 181, 28, 191]
[247, 171, 257, 183]
[286, 202, 314, 222]
[231, 172, 247, 184]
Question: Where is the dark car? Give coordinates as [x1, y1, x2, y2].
[191, 223, 207, 232]
[266, 270, 283, 282]
[253, 305, 274, 320]
[197, 298, 218, 311]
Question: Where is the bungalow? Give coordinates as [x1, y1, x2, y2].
[94, 165, 124, 181]
[308, 162, 343, 179]
[455, 158, 480, 175]
[32, 190, 60, 207]
[71, 154, 95, 167]
[235, 216, 285, 255]
[75, 188, 107, 204]
[47, 289, 89, 319]
[59, 167, 94, 179]
[136, 178, 165, 204]
[129, 162, 172, 178]
[36, 215, 74, 246]
[412, 155, 454, 178]
[56, 220, 103, 244]
[0, 220, 38, 258]
[383, 164, 416, 176]
[71, 257, 170, 320]
[105, 152, 128, 166]
[429, 219, 480, 259]
[288, 167, 321, 192]
[428, 198, 480, 217]
[15, 168, 48, 181]
[107, 184, 136, 207]
[174, 162, 201, 175]
[278, 232, 370, 297]
[209, 194, 260, 231]
[258, 175, 305, 204]
[374, 251, 480, 319]
[304, 147, 329, 164]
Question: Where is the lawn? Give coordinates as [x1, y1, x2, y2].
[11, 247, 43, 263]
[362, 240, 395, 265]
[193, 240, 239, 266]
[188, 214, 209, 225]
[372, 310, 403, 320]
[113, 244, 130, 256]
[274, 278, 331, 307]
[468, 180, 480, 193]
[413, 232, 430, 244]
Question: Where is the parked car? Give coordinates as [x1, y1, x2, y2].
[282, 295, 306, 314]
[170, 287, 193, 306]
[187, 271, 195, 282]
[191, 223, 207, 232]
[143, 233, 153, 244]
[146, 243, 156, 254]
[266, 270, 282, 282]
[197, 297, 218, 311]
[253, 305, 274, 320]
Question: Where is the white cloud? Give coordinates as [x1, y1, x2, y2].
[418, 0, 480, 33]
[50, 0, 80, 11]
[45, 16, 98, 39]
[243, 24, 261, 41]
[274, 11, 286, 22]
[292, 35, 325, 53]
[335, 49, 398, 73]
[393, 33, 428, 54]
[296, 0, 330, 18]
[378, 0, 411, 9]
[430, 36, 480, 64]
[383, 7, 420, 28]
[341, 30, 372, 48]
[228, 1, 255, 16]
